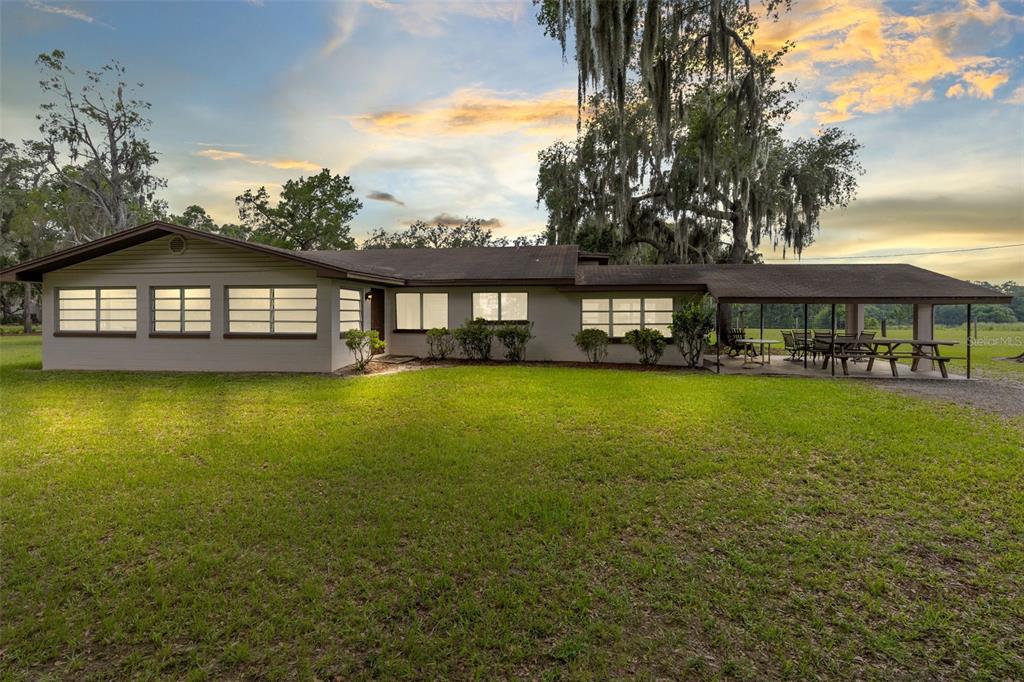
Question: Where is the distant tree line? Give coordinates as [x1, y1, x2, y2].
[727, 284, 1024, 331]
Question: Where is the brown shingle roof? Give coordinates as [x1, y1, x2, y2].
[301, 245, 579, 284]
[574, 263, 1011, 303]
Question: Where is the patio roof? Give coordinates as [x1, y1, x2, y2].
[573, 263, 1011, 304]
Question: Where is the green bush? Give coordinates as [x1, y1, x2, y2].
[453, 318, 493, 360]
[494, 322, 534, 362]
[573, 328, 609, 363]
[670, 295, 714, 368]
[344, 329, 386, 371]
[624, 328, 666, 366]
[425, 327, 456, 360]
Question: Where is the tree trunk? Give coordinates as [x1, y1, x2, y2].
[23, 281, 33, 333]
[717, 212, 750, 340]
[728, 211, 748, 264]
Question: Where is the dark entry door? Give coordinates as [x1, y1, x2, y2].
[369, 288, 386, 340]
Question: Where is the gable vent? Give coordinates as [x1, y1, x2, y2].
[168, 235, 187, 255]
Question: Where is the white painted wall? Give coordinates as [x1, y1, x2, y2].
[42, 235, 369, 372]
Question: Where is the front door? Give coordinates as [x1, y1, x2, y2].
[369, 288, 386, 341]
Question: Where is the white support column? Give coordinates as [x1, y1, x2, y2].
[912, 303, 934, 370]
[844, 303, 865, 335]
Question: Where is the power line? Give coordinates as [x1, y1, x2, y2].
[763, 242, 1024, 261]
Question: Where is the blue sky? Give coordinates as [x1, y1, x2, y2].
[1, 0, 1022, 281]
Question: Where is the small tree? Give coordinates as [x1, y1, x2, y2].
[494, 322, 534, 362]
[574, 328, 609, 363]
[345, 329, 385, 371]
[426, 327, 456, 360]
[671, 296, 715, 368]
[453, 318, 493, 360]
[624, 328, 666, 366]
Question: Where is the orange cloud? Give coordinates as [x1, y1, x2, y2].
[959, 70, 1011, 98]
[195, 148, 320, 172]
[349, 87, 578, 138]
[756, 0, 1018, 123]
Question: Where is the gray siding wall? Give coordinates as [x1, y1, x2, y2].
[42, 235, 370, 372]
[384, 286, 693, 365]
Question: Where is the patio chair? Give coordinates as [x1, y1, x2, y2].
[849, 330, 876, 363]
[722, 327, 747, 357]
[812, 333, 835, 368]
[791, 330, 812, 357]
[781, 330, 801, 360]
[830, 334, 860, 375]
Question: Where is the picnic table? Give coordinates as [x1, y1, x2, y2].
[862, 338, 959, 378]
[812, 337, 958, 378]
[736, 338, 782, 368]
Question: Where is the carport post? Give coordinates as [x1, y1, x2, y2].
[803, 304, 808, 369]
[966, 303, 972, 380]
[759, 303, 764, 358]
[830, 304, 836, 377]
[715, 300, 721, 374]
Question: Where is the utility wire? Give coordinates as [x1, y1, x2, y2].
[763, 242, 1024, 261]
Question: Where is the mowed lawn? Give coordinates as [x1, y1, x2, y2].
[1, 336, 1022, 679]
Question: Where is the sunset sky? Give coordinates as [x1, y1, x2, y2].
[1, 0, 1021, 281]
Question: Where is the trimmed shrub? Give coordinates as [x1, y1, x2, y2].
[494, 322, 534, 362]
[624, 328, 666, 366]
[574, 328, 609, 363]
[453, 318, 493, 360]
[344, 329, 386, 371]
[426, 327, 456, 360]
[670, 295, 715, 368]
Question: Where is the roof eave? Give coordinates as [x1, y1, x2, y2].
[712, 295, 1014, 304]
[401, 277, 576, 287]
[562, 283, 708, 292]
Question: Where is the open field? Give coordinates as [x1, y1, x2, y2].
[1, 335, 1022, 679]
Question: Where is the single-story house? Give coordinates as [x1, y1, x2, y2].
[0, 221, 1011, 372]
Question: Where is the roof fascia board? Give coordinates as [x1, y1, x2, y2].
[563, 284, 709, 292]
[400, 278, 576, 287]
[712, 296, 1013, 304]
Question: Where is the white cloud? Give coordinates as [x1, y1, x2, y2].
[321, 2, 361, 57]
[25, 0, 112, 28]
[364, 0, 526, 37]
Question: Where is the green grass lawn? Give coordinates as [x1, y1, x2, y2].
[750, 324, 1024, 379]
[1, 336, 1022, 679]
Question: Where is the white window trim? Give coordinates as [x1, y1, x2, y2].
[394, 292, 448, 331]
[150, 286, 212, 336]
[471, 291, 529, 322]
[580, 297, 674, 338]
[339, 287, 364, 334]
[55, 287, 137, 336]
[225, 285, 318, 337]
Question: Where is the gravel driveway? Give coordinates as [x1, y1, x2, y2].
[872, 375, 1024, 418]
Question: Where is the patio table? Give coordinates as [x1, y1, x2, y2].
[864, 338, 959, 378]
[736, 338, 781, 368]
